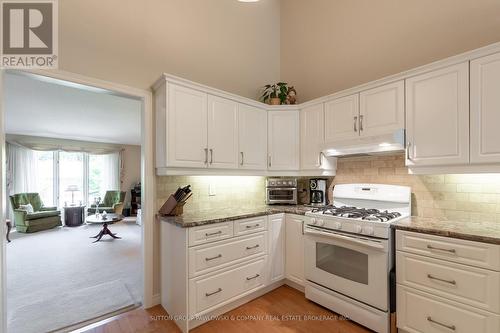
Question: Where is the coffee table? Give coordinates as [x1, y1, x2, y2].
[86, 214, 124, 243]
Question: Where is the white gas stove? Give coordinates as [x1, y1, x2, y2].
[304, 183, 411, 333]
[305, 183, 411, 239]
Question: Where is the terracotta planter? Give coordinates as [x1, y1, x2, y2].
[269, 97, 281, 105]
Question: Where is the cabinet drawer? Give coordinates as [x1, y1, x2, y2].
[188, 232, 267, 277]
[397, 285, 500, 333]
[234, 216, 267, 236]
[396, 230, 500, 271]
[189, 257, 267, 315]
[397, 252, 500, 313]
[188, 222, 233, 247]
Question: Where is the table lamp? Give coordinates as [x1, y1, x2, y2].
[66, 185, 80, 205]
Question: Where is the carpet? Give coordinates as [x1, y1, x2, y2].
[6, 221, 142, 333]
[8, 279, 136, 333]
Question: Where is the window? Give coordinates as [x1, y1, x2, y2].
[31, 151, 120, 208]
[59, 152, 85, 207]
[33, 151, 55, 206]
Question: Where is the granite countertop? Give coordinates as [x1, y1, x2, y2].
[391, 216, 500, 245]
[159, 205, 311, 228]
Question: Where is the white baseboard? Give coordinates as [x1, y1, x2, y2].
[284, 278, 305, 293]
[151, 293, 161, 307]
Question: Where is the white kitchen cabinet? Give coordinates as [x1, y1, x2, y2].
[359, 80, 405, 137]
[166, 83, 208, 168]
[238, 104, 268, 170]
[324, 94, 360, 142]
[268, 214, 285, 283]
[207, 95, 239, 169]
[396, 230, 500, 333]
[267, 111, 300, 170]
[471, 52, 500, 164]
[300, 104, 325, 170]
[285, 215, 304, 286]
[405, 62, 469, 167]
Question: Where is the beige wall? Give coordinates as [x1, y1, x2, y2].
[332, 154, 500, 223]
[281, 0, 500, 102]
[121, 145, 141, 207]
[59, 0, 281, 99]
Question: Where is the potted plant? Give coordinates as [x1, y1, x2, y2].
[261, 82, 288, 105]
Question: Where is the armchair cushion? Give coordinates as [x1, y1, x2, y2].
[18, 203, 34, 213]
[25, 210, 60, 220]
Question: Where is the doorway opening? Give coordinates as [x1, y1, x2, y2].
[1, 70, 153, 333]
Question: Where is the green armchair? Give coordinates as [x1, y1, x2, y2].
[88, 190, 126, 215]
[9, 193, 62, 233]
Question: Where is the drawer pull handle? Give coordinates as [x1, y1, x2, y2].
[245, 224, 260, 229]
[246, 244, 260, 250]
[205, 288, 222, 297]
[427, 316, 456, 331]
[246, 274, 260, 281]
[205, 254, 222, 261]
[427, 245, 456, 253]
[427, 274, 456, 285]
[205, 230, 223, 237]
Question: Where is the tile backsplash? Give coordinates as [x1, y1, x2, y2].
[331, 154, 500, 223]
[156, 153, 500, 223]
[156, 176, 266, 213]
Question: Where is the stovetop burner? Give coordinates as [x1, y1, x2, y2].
[310, 205, 402, 222]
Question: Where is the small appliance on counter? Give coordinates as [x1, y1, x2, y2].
[309, 178, 327, 206]
[266, 178, 297, 205]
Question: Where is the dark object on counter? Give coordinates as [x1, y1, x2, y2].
[159, 185, 192, 216]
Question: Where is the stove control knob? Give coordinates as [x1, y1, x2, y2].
[363, 226, 374, 235]
[310, 218, 317, 225]
[354, 225, 362, 234]
[317, 219, 325, 227]
[333, 222, 342, 230]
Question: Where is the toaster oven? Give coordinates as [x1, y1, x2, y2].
[266, 178, 298, 205]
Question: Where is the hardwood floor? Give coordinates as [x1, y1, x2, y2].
[81, 285, 372, 333]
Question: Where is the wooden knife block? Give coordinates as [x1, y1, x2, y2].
[159, 194, 186, 216]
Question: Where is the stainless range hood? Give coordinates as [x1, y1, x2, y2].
[322, 129, 405, 157]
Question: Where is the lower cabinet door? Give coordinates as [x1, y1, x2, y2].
[268, 214, 285, 283]
[189, 257, 267, 316]
[285, 215, 304, 286]
[397, 285, 500, 333]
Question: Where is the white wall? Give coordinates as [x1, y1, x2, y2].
[121, 145, 141, 208]
[59, 0, 281, 99]
[281, 0, 500, 101]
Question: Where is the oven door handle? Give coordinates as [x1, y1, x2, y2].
[305, 228, 386, 251]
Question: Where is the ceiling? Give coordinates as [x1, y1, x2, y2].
[4, 72, 142, 145]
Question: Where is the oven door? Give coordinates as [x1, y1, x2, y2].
[304, 226, 389, 311]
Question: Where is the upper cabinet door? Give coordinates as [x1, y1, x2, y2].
[207, 95, 239, 169]
[238, 104, 267, 170]
[300, 104, 325, 170]
[470, 52, 500, 164]
[324, 94, 360, 142]
[268, 111, 300, 170]
[405, 62, 469, 167]
[167, 84, 208, 168]
[359, 80, 405, 137]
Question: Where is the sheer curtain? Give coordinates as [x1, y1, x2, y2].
[6, 143, 37, 219]
[100, 152, 121, 192]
